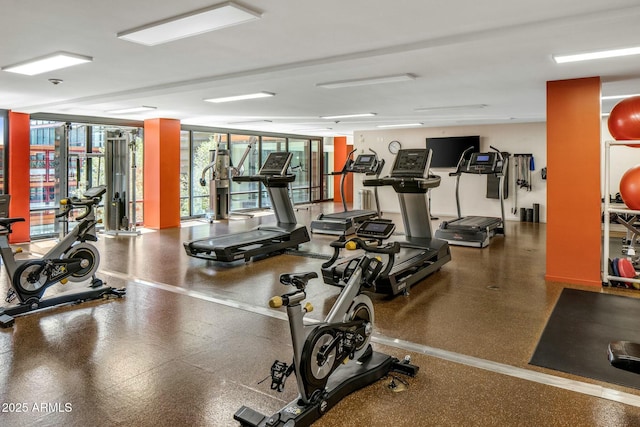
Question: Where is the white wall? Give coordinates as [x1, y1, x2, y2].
[354, 122, 548, 222]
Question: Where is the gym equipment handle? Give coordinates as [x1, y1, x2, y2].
[269, 296, 283, 308]
[56, 197, 99, 220]
[330, 237, 400, 255]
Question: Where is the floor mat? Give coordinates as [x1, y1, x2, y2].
[530, 288, 640, 390]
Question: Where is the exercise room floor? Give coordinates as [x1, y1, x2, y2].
[1, 203, 640, 426]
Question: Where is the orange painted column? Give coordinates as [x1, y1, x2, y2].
[545, 77, 601, 286]
[333, 137, 346, 203]
[8, 112, 31, 243]
[143, 118, 181, 229]
[332, 137, 353, 204]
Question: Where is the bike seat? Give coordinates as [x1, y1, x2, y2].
[280, 272, 318, 288]
[0, 217, 25, 229]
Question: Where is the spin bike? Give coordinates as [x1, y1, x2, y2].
[235, 219, 419, 427]
[0, 185, 125, 328]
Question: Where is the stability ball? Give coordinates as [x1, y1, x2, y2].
[620, 165, 640, 210]
[608, 96, 640, 145]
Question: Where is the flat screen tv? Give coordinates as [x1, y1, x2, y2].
[426, 135, 480, 168]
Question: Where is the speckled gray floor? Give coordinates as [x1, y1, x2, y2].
[1, 203, 640, 426]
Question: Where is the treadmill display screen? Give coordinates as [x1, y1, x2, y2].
[351, 154, 377, 173]
[355, 155, 373, 165]
[391, 149, 429, 177]
[259, 152, 293, 175]
[356, 220, 395, 239]
[476, 154, 490, 162]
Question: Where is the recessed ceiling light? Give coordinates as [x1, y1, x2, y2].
[553, 46, 640, 64]
[317, 73, 416, 89]
[320, 113, 377, 120]
[2, 51, 93, 76]
[107, 106, 157, 114]
[377, 123, 423, 128]
[414, 104, 487, 113]
[204, 92, 275, 103]
[117, 2, 261, 46]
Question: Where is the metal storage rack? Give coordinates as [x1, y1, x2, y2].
[602, 140, 640, 287]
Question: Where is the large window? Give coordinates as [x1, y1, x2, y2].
[230, 134, 260, 211]
[28, 119, 142, 238]
[179, 127, 327, 220]
[192, 132, 227, 216]
[288, 139, 310, 204]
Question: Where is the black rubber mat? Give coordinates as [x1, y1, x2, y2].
[530, 288, 640, 390]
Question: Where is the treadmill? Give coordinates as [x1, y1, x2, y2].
[435, 146, 507, 248]
[310, 149, 384, 236]
[322, 148, 451, 296]
[183, 152, 310, 262]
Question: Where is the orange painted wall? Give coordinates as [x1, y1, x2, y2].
[332, 137, 353, 203]
[546, 77, 601, 286]
[8, 112, 31, 243]
[143, 118, 181, 229]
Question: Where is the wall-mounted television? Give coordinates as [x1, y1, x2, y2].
[426, 135, 480, 168]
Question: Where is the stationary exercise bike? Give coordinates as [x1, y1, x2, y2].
[235, 219, 419, 427]
[0, 185, 125, 328]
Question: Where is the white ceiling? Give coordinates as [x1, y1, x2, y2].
[2, 0, 640, 136]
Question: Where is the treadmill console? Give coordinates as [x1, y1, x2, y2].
[391, 149, 429, 178]
[463, 152, 503, 174]
[356, 219, 396, 240]
[350, 154, 378, 174]
[258, 152, 293, 176]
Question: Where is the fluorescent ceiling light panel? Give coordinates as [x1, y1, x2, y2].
[204, 92, 275, 103]
[317, 73, 416, 89]
[601, 93, 640, 100]
[377, 123, 423, 128]
[415, 104, 487, 113]
[227, 119, 272, 125]
[2, 51, 92, 76]
[320, 113, 377, 120]
[117, 2, 261, 46]
[107, 106, 157, 114]
[553, 46, 640, 64]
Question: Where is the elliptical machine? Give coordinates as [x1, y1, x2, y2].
[234, 219, 418, 427]
[0, 185, 125, 327]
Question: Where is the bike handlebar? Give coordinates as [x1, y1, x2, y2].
[56, 196, 101, 220]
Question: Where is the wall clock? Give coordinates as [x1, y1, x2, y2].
[388, 140, 401, 154]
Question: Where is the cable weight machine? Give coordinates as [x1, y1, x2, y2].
[104, 130, 140, 236]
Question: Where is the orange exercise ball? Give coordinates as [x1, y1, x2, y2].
[620, 165, 640, 210]
[608, 96, 640, 144]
